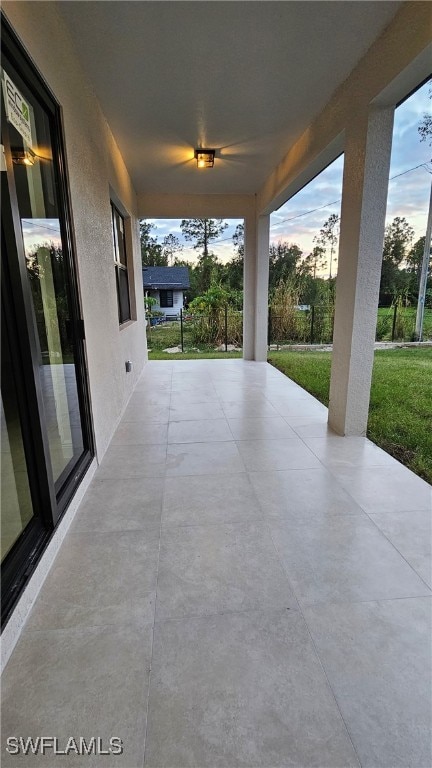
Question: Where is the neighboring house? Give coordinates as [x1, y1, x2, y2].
[143, 266, 190, 319]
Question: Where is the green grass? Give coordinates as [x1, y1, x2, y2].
[147, 319, 243, 358]
[149, 349, 243, 360]
[376, 306, 432, 341]
[268, 348, 432, 484]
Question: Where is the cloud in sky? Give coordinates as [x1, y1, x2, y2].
[145, 80, 431, 268]
[21, 218, 62, 254]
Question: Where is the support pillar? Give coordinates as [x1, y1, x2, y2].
[328, 106, 394, 435]
[243, 212, 270, 361]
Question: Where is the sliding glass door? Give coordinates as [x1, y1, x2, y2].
[1, 16, 94, 625]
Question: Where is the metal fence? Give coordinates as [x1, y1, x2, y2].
[268, 306, 334, 347]
[146, 308, 243, 353]
[146, 304, 432, 353]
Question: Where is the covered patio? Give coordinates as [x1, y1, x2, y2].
[2, 360, 430, 767]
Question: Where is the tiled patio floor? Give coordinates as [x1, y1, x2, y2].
[2, 360, 431, 767]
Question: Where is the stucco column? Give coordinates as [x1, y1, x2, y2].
[243, 212, 270, 361]
[328, 106, 394, 435]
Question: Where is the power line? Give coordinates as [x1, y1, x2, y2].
[271, 198, 341, 229]
[21, 219, 61, 234]
[146, 161, 432, 253]
[271, 162, 430, 230]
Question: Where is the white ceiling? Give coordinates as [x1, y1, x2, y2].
[57, 1, 401, 196]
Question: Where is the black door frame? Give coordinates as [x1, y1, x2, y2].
[1, 13, 95, 628]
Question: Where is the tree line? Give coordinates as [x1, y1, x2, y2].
[141, 214, 430, 309]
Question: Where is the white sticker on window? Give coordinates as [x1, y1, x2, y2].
[2, 69, 33, 147]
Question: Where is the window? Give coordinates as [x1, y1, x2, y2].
[1, 17, 94, 625]
[160, 290, 174, 308]
[111, 202, 131, 324]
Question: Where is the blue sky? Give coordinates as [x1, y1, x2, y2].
[148, 79, 431, 270]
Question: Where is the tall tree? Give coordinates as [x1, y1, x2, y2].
[317, 214, 339, 279]
[232, 222, 244, 258]
[180, 218, 228, 293]
[380, 216, 414, 298]
[268, 242, 303, 293]
[383, 217, 414, 267]
[180, 218, 228, 257]
[406, 236, 428, 283]
[161, 233, 183, 266]
[298, 245, 327, 279]
[140, 221, 166, 266]
[417, 82, 432, 147]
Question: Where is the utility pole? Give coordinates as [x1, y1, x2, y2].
[415, 181, 432, 341]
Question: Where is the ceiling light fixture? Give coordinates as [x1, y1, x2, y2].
[195, 148, 215, 169]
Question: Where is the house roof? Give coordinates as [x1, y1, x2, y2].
[143, 266, 190, 290]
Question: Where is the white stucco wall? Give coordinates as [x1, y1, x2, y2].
[3, 2, 148, 462]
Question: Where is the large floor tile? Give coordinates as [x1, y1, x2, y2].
[71, 477, 164, 532]
[221, 400, 279, 418]
[166, 441, 245, 476]
[122, 403, 170, 423]
[162, 473, 262, 526]
[134, 379, 171, 393]
[2, 622, 152, 767]
[127, 391, 171, 409]
[215, 390, 269, 404]
[249, 467, 365, 521]
[368, 509, 431, 587]
[169, 402, 225, 422]
[227, 417, 297, 440]
[111, 421, 168, 445]
[144, 610, 360, 767]
[304, 597, 432, 768]
[236, 438, 322, 471]
[330, 464, 432, 512]
[303, 436, 398, 468]
[156, 522, 297, 619]
[168, 419, 232, 444]
[170, 391, 219, 407]
[265, 391, 316, 410]
[35, 529, 160, 622]
[275, 399, 327, 418]
[170, 382, 217, 395]
[270, 516, 431, 606]
[97, 444, 167, 478]
[288, 417, 335, 438]
[25, 591, 155, 632]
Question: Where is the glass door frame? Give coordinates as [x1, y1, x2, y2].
[1, 14, 95, 627]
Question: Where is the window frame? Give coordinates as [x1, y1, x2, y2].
[1, 12, 95, 627]
[159, 289, 174, 308]
[111, 201, 131, 324]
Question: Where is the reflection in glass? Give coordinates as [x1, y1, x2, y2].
[1, 320, 34, 561]
[5, 59, 85, 486]
[21, 221, 84, 483]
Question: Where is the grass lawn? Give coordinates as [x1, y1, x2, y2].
[149, 349, 243, 360]
[268, 348, 432, 484]
[147, 320, 243, 359]
[376, 306, 432, 341]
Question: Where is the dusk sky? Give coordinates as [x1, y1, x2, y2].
[147, 79, 431, 274]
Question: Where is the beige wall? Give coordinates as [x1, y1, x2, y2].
[3, 2, 148, 461]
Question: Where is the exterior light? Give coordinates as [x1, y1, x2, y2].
[11, 148, 37, 166]
[195, 149, 215, 168]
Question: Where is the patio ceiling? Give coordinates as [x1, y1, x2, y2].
[57, 1, 401, 197]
